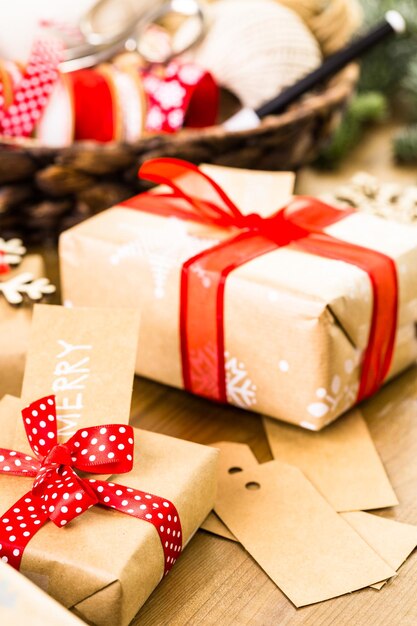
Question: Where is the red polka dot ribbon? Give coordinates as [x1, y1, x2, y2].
[0, 395, 182, 574]
[0, 38, 62, 138]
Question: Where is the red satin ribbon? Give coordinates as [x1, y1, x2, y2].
[0, 395, 182, 574]
[122, 158, 398, 405]
[68, 69, 116, 142]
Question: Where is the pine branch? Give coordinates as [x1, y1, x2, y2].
[316, 92, 387, 169]
[393, 125, 417, 163]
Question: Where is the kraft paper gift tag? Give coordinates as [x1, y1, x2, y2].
[19, 304, 140, 448]
[263, 409, 398, 512]
[0, 559, 84, 626]
[201, 442, 258, 541]
[202, 441, 417, 592]
[213, 442, 395, 607]
[341, 512, 417, 590]
[201, 511, 237, 541]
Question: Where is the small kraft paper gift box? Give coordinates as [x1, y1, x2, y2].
[0, 305, 218, 626]
[60, 159, 417, 430]
[0, 241, 55, 399]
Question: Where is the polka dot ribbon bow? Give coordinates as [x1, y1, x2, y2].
[0, 395, 182, 573]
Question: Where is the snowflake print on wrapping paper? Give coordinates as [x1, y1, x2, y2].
[154, 80, 186, 110]
[111, 219, 218, 299]
[306, 354, 361, 423]
[187, 346, 258, 409]
[225, 351, 257, 409]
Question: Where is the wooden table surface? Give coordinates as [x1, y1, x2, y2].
[41, 124, 417, 626]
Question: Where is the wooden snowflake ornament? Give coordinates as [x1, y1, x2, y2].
[0, 272, 56, 305]
[0, 238, 27, 267]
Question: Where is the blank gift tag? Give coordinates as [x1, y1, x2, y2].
[263, 409, 398, 512]
[214, 442, 395, 607]
[201, 512, 238, 542]
[19, 305, 140, 451]
[341, 512, 417, 590]
[201, 442, 258, 541]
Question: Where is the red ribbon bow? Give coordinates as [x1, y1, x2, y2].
[123, 158, 398, 406]
[0, 396, 182, 574]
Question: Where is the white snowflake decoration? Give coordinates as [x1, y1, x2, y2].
[180, 344, 257, 408]
[0, 238, 26, 266]
[0, 272, 55, 305]
[112, 219, 217, 299]
[225, 351, 257, 409]
[306, 354, 361, 423]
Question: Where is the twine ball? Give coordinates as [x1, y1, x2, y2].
[185, 0, 323, 110]
[277, 0, 363, 55]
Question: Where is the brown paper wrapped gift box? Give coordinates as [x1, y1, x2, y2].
[0, 256, 47, 400]
[0, 395, 218, 626]
[59, 164, 417, 430]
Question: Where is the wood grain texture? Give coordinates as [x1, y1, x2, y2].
[39, 128, 417, 625]
[129, 371, 417, 626]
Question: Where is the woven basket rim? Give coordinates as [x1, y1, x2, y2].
[0, 64, 358, 153]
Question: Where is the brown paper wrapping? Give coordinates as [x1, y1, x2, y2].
[0, 558, 84, 626]
[0, 395, 218, 626]
[0, 256, 46, 400]
[59, 164, 417, 429]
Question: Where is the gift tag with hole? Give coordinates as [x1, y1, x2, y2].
[263, 409, 398, 512]
[214, 442, 395, 607]
[201, 442, 258, 541]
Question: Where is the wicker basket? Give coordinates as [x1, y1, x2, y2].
[0, 64, 358, 243]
